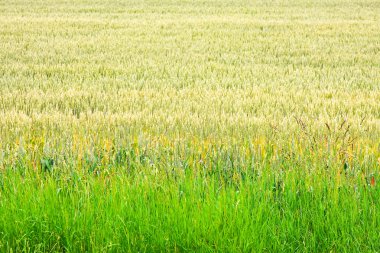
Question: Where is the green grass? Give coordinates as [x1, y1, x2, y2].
[0, 140, 379, 252]
[0, 0, 380, 251]
[1, 149, 379, 252]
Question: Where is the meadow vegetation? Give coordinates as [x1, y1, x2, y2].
[0, 0, 379, 251]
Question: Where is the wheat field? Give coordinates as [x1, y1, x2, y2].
[0, 0, 380, 252]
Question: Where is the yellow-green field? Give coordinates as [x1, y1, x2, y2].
[0, 0, 379, 252]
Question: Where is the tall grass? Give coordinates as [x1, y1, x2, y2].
[0, 0, 379, 251]
[1, 141, 379, 252]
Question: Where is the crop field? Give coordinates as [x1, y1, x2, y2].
[0, 0, 380, 251]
